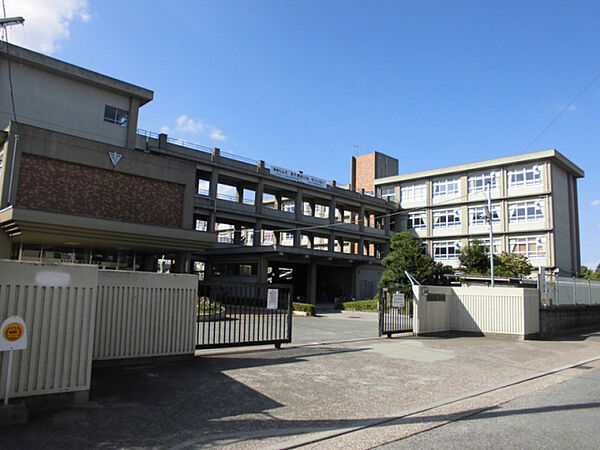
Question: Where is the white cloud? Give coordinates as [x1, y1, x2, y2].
[567, 104, 577, 111]
[3, 0, 90, 54]
[591, 200, 600, 206]
[162, 115, 227, 141]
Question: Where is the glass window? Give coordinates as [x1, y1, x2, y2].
[433, 241, 461, 260]
[508, 200, 544, 223]
[469, 238, 502, 255]
[508, 165, 542, 188]
[103, 105, 129, 127]
[400, 183, 427, 202]
[433, 178, 460, 198]
[381, 187, 396, 201]
[509, 236, 546, 258]
[433, 209, 461, 229]
[469, 206, 500, 226]
[407, 212, 426, 230]
[468, 171, 499, 193]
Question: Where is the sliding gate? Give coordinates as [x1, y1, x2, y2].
[379, 288, 413, 337]
[197, 282, 293, 349]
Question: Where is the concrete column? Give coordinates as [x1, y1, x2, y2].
[158, 133, 168, 149]
[174, 252, 191, 273]
[274, 230, 281, 246]
[309, 201, 316, 217]
[233, 227, 242, 245]
[257, 255, 268, 284]
[293, 230, 302, 247]
[275, 194, 282, 210]
[295, 190, 304, 221]
[308, 234, 314, 249]
[209, 169, 219, 199]
[236, 186, 244, 203]
[208, 212, 216, 233]
[329, 196, 337, 224]
[328, 232, 335, 252]
[253, 219, 263, 247]
[384, 209, 391, 236]
[307, 262, 317, 304]
[255, 179, 264, 215]
[359, 205, 365, 231]
[126, 98, 140, 150]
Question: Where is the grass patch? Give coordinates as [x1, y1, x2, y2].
[293, 302, 316, 316]
[341, 299, 378, 312]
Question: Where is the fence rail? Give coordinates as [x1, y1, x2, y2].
[542, 276, 600, 306]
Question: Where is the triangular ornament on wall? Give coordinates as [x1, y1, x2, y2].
[108, 151, 122, 166]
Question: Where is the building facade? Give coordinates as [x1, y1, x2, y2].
[0, 43, 395, 302]
[373, 151, 583, 276]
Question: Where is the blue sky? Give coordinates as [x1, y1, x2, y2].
[6, 0, 600, 267]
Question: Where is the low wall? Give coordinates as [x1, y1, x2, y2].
[93, 270, 197, 360]
[539, 305, 600, 338]
[0, 260, 198, 402]
[0, 261, 97, 401]
[413, 285, 539, 338]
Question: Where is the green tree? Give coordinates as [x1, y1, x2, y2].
[379, 232, 452, 293]
[458, 239, 490, 275]
[581, 265, 600, 280]
[494, 253, 534, 278]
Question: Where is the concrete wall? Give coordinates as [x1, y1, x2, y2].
[0, 59, 132, 147]
[355, 265, 383, 299]
[539, 305, 600, 338]
[0, 260, 98, 401]
[413, 285, 540, 338]
[93, 270, 197, 360]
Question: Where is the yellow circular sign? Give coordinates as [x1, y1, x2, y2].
[3, 322, 24, 342]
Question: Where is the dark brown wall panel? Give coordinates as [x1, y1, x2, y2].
[16, 154, 184, 227]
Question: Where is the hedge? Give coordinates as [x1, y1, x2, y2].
[341, 299, 378, 311]
[293, 302, 316, 316]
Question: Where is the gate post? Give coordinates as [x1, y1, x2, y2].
[378, 288, 384, 337]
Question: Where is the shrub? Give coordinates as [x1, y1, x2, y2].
[293, 302, 316, 316]
[342, 299, 378, 311]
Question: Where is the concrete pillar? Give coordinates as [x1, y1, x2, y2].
[236, 186, 244, 203]
[309, 201, 316, 217]
[208, 212, 216, 233]
[233, 227, 242, 245]
[274, 230, 281, 246]
[307, 262, 317, 304]
[209, 169, 219, 199]
[295, 190, 304, 221]
[126, 98, 140, 149]
[308, 234, 314, 249]
[174, 252, 191, 273]
[293, 230, 302, 247]
[253, 219, 263, 247]
[255, 179, 264, 215]
[158, 133, 168, 149]
[275, 194, 282, 210]
[329, 196, 337, 224]
[359, 205, 365, 231]
[257, 255, 268, 283]
[384, 209, 391, 236]
[328, 232, 335, 252]
[358, 236, 365, 256]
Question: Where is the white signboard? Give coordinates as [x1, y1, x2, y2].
[392, 293, 405, 308]
[271, 165, 328, 189]
[0, 316, 27, 351]
[267, 289, 279, 310]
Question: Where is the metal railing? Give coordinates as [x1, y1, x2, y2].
[196, 282, 293, 349]
[379, 288, 413, 336]
[541, 275, 600, 306]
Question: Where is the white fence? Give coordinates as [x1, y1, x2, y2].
[541, 275, 600, 306]
[413, 285, 539, 338]
[0, 260, 198, 401]
[94, 270, 197, 360]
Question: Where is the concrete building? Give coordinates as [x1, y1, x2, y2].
[0, 43, 394, 302]
[373, 151, 584, 276]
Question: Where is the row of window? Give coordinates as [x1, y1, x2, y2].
[407, 200, 545, 230]
[433, 236, 547, 261]
[388, 165, 544, 202]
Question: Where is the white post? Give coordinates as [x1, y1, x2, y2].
[486, 182, 494, 287]
[3, 350, 14, 405]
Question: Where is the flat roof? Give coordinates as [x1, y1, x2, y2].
[0, 42, 154, 105]
[374, 149, 584, 185]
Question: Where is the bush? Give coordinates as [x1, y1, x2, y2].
[293, 302, 316, 316]
[342, 299, 379, 311]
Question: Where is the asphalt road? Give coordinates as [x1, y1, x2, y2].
[380, 364, 600, 449]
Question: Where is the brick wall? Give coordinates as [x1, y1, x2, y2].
[353, 153, 375, 193]
[16, 154, 184, 227]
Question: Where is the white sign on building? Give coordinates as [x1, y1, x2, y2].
[267, 289, 279, 310]
[271, 166, 328, 189]
[392, 292, 405, 308]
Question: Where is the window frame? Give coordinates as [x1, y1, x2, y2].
[400, 183, 427, 202]
[432, 178, 460, 198]
[468, 171, 499, 194]
[103, 105, 129, 127]
[433, 209, 461, 229]
[509, 236, 546, 258]
[407, 212, 427, 230]
[469, 205, 500, 226]
[508, 200, 545, 223]
[381, 186, 396, 201]
[508, 165, 543, 188]
[433, 241, 461, 260]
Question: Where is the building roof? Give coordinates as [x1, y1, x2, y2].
[0, 42, 154, 105]
[374, 149, 584, 185]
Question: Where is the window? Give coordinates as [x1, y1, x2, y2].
[433, 241, 461, 260]
[470, 238, 501, 255]
[103, 105, 128, 127]
[508, 200, 544, 223]
[469, 206, 500, 226]
[433, 178, 460, 198]
[400, 183, 427, 202]
[509, 236, 546, 258]
[508, 165, 542, 188]
[283, 203, 295, 213]
[381, 186, 396, 201]
[407, 212, 426, 230]
[284, 232, 294, 241]
[468, 171, 499, 193]
[195, 219, 208, 231]
[263, 230, 274, 245]
[433, 209, 461, 229]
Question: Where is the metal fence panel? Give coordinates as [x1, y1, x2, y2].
[379, 289, 413, 337]
[197, 282, 293, 349]
[547, 276, 600, 306]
